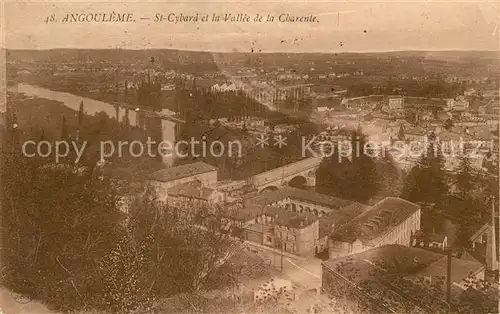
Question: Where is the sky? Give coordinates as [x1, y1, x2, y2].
[3, 0, 500, 52]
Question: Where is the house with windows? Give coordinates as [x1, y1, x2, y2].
[322, 245, 491, 313]
[244, 187, 354, 218]
[148, 162, 218, 201]
[386, 95, 404, 110]
[236, 187, 370, 257]
[329, 197, 421, 259]
[167, 180, 225, 207]
[413, 231, 448, 250]
[241, 206, 320, 257]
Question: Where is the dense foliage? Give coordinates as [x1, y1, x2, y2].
[316, 130, 380, 202]
[1, 122, 237, 313]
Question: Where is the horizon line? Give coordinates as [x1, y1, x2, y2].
[4, 47, 500, 55]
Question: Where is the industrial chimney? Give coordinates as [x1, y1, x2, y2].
[486, 197, 498, 273]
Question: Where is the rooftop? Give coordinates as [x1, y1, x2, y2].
[209, 179, 247, 190]
[331, 197, 420, 245]
[468, 223, 490, 242]
[323, 245, 444, 284]
[246, 223, 273, 234]
[245, 187, 353, 210]
[406, 255, 484, 292]
[404, 126, 428, 136]
[168, 180, 216, 200]
[322, 245, 453, 313]
[428, 233, 448, 244]
[149, 162, 218, 183]
[222, 203, 261, 222]
[274, 210, 318, 229]
[318, 202, 370, 238]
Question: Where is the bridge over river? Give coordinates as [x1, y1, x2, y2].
[250, 157, 323, 192]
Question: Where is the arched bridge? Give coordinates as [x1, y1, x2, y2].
[250, 157, 323, 192]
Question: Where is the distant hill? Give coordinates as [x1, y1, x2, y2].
[7, 48, 499, 64]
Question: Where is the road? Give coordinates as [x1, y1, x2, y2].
[250, 245, 323, 291]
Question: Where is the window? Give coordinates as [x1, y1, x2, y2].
[266, 236, 272, 243]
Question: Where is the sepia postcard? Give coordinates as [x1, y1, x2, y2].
[1, 1, 499, 313]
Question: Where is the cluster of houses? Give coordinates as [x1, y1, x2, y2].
[321, 196, 500, 312]
[142, 161, 425, 261]
[117, 153, 498, 311]
[312, 91, 499, 174]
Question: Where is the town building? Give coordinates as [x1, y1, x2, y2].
[464, 88, 478, 97]
[232, 187, 370, 257]
[244, 187, 354, 218]
[240, 206, 320, 257]
[329, 197, 421, 259]
[148, 162, 218, 201]
[447, 96, 470, 111]
[322, 245, 445, 313]
[317, 202, 370, 253]
[412, 231, 448, 250]
[322, 245, 489, 313]
[208, 179, 253, 197]
[387, 95, 404, 110]
[405, 254, 485, 292]
[400, 125, 429, 143]
[312, 94, 342, 112]
[273, 211, 320, 256]
[167, 180, 225, 207]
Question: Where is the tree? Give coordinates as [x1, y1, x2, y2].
[99, 233, 156, 314]
[455, 151, 474, 200]
[61, 115, 68, 139]
[78, 101, 84, 126]
[444, 118, 453, 130]
[401, 141, 448, 204]
[377, 147, 404, 196]
[452, 276, 498, 314]
[1, 152, 125, 312]
[349, 130, 379, 200]
[317, 130, 378, 202]
[127, 191, 238, 297]
[405, 108, 419, 125]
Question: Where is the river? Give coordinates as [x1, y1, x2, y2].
[9, 83, 177, 166]
[10, 83, 138, 126]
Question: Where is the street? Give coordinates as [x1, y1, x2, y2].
[249, 245, 323, 291]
